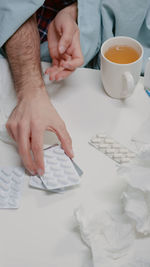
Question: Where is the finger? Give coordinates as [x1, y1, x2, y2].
[31, 128, 44, 176]
[17, 125, 36, 175]
[60, 60, 76, 71]
[50, 66, 64, 80]
[48, 21, 60, 60]
[55, 70, 72, 81]
[61, 58, 83, 70]
[50, 124, 74, 158]
[62, 54, 72, 61]
[47, 66, 65, 81]
[52, 58, 59, 67]
[58, 22, 76, 54]
[45, 65, 58, 74]
[45, 66, 59, 81]
[65, 31, 84, 69]
[45, 60, 59, 74]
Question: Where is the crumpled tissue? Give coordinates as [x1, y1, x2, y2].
[75, 146, 150, 266]
[118, 145, 150, 236]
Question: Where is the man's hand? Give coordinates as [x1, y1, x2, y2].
[6, 88, 73, 175]
[5, 13, 75, 176]
[45, 5, 84, 81]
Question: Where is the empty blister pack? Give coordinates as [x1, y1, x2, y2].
[0, 167, 24, 209]
[89, 133, 136, 164]
[29, 145, 82, 192]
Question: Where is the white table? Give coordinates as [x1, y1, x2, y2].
[0, 61, 150, 267]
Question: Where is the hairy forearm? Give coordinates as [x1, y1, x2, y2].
[5, 15, 44, 98]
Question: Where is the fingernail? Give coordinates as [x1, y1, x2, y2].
[59, 45, 66, 54]
[37, 168, 44, 176]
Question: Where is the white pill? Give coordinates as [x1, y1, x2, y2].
[47, 180, 58, 187]
[12, 176, 22, 184]
[53, 170, 63, 176]
[104, 138, 114, 144]
[0, 174, 10, 184]
[43, 174, 52, 181]
[118, 148, 129, 153]
[51, 166, 60, 171]
[111, 144, 121, 148]
[13, 168, 24, 177]
[113, 153, 124, 158]
[61, 162, 71, 168]
[105, 148, 116, 154]
[68, 176, 79, 183]
[98, 148, 107, 153]
[96, 133, 106, 138]
[45, 153, 54, 159]
[99, 144, 110, 149]
[93, 144, 100, 149]
[47, 159, 58, 165]
[54, 149, 64, 155]
[0, 190, 7, 198]
[120, 158, 130, 163]
[32, 176, 42, 185]
[108, 154, 114, 158]
[91, 137, 101, 143]
[1, 168, 12, 176]
[11, 182, 20, 191]
[57, 178, 67, 185]
[0, 181, 9, 191]
[65, 170, 75, 175]
[56, 155, 67, 162]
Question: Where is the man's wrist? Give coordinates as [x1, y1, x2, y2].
[62, 3, 77, 21]
[17, 84, 46, 101]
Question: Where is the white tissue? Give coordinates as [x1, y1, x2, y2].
[119, 165, 150, 235]
[75, 209, 135, 267]
[117, 146, 150, 236]
[75, 146, 150, 266]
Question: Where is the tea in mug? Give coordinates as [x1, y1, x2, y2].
[104, 45, 139, 64]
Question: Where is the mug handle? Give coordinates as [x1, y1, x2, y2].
[121, 72, 134, 98]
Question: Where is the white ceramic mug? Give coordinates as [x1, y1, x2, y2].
[101, 36, 143, 99]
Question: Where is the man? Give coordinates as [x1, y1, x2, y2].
[0, 1, 84, 176]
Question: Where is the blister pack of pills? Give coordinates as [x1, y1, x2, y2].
[29, 145, 83, 192]
[0, 167, 24, 209]
[89, 133, 136, 164]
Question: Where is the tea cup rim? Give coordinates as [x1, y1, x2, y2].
[101, 36, 143, 66]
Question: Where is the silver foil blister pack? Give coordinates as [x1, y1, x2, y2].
[29, 145, 83, 192]
[89, 133, 136, 164]
[0, 167, 24, 208]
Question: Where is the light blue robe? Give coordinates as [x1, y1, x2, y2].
[0, 0, 150, 73]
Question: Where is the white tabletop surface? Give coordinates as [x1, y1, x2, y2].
[0, 61, 150, 267]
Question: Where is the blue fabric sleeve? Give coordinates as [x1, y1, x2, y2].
[77, 0, 101, 68]
[0, 0, 44, 47]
